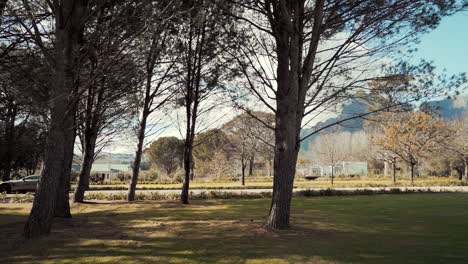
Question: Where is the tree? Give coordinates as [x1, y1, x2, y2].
[20, 0, 89, 238]
[372, 112, 448, 184]
[177, 0, 240, 204]
[234, 0, 466, 229]
[309, 130, 355, 185]
[443, 113, 468, 181]
[0, 50, 48, 180]
[73, 1, 143, 203]
[223, 112, 275, 184]
[126, 0, 180, 202]
[193, 129, 231, 178]
[147, 137, 184, 175]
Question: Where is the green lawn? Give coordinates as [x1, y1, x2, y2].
[1, 194, 468, 263]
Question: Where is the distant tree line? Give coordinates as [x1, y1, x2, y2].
[301, 110, 467, 184]
[146, 112, 275, 185]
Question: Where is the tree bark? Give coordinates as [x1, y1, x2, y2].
[190, 158, 195, 181]
[264, 0, 325, 230]
[74, 81, 106, 203]
[383, 161, 389, 177]
[265, 65, 301, 229]
[181, 138, 193, 204]
[180, 5, 206, 204]
[127, 109, 149, 202]
[464, 159, 468, 182]
[181, 103, 197, 203]
[268, 158, 272, 176]
[73, 130, 97, 203]
[248, 154, 254, 176]
[2, 105, 16, 181]
[23, 0, 87, 238]
[410, 163, 415, 185]
[331, 165, 334, 186]
[265, 112, 300, 229]
[54, 112, 75, 218]
[392, 159, 397, 184]
[241, 157, 246, 186]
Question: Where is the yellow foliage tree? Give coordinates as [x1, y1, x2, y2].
[373, 112, 448, 184]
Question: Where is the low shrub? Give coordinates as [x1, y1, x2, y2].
[0, 187, 452, 203]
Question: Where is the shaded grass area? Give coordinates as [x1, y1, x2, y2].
[80, 176, 467, 191]
[1, 194, 468, 263]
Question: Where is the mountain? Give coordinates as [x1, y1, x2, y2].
[420, 95, 468, 120]
[300, 95, 468, 151]
[300, 99, 368, 150]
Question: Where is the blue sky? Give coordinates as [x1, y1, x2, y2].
[411, 12, 468, 75]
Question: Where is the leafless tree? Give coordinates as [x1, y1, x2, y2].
[309, 130, 351, 184]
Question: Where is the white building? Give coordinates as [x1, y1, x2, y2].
[297, 161, 368, 177]
[90, 163, 131, 181]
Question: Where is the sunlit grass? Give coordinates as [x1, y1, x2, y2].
[1, 194, 468, 263]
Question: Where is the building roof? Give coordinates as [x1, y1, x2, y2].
[91, 163, 131, 173]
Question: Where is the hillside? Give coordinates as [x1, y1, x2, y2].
[300, 95, 468, 150]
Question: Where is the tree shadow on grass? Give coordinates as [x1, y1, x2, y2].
[0, 198, 467, 264]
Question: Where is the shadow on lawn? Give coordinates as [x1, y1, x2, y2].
[0, 198, 467, 264]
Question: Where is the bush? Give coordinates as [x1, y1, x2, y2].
[70, 171, 79, 183]
[90, 173, 105, 184]
[139, 170, 159, 182]
[116, 172, 131, 182]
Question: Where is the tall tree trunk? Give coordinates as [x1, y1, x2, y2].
[181, 102, 198, 204]
[181, 137, 192, 204]
[265, 72, 301, 229]
[464, 159, 468, 182]
[73, 130, 97, 203]
[127, 110, 149, 202]
[127, 54, 154, 202]
[2, 105, 16, 181]
[392, 159, 396, 184]
[264, 0, 324, 230]
[331, 165, 334, 186]
[383, 161, 389, 176]
[190, 158, 195, 181]
[180, 8, 203, 204]
[268, 158, 272, 176]
[266, 121, 300, 229]
[73, 83, 103, 203]
[55, 117, 75, 218]
[248, 154, 254, 176]
[181, 112, 196, 204]
[410, 163, 415, 185]
[241, 157, 246, 186]
[23, 0, 87, 238]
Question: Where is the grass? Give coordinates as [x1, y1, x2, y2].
[1, 194, 468, 263]
[78, 176, 467, 191]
